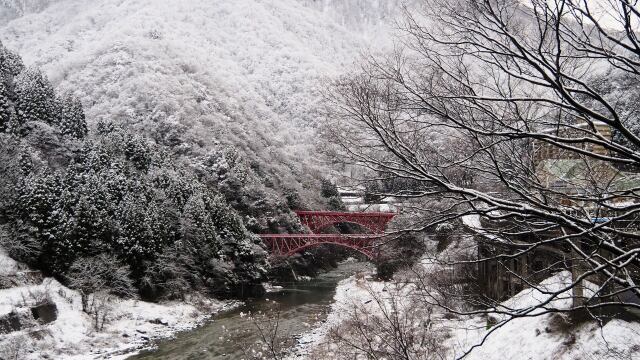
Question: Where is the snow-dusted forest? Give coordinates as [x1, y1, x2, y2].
[1, 0, 397, 212]
[1, 0, 640, 359]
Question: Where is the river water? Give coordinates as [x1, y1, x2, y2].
[129, 261, 371, 360]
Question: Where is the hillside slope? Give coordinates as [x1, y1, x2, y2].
[0, 0, 399, 199]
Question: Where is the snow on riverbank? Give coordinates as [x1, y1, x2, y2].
[447, 272, 640, 359]
[285, 272, 386, 359]
[0, 255, 237, 360]
[289, 263, 640, 359]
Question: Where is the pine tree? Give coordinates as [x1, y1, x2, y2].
[320, 178, 340, 198]
[150, 167, 195, 210]
[17, 172, 65, 271]
[18, 172, 62, 233]
[124, 133, 153, 171]
[59, 95, 88, 138]
[181, 192, 220, 255]
[0, 43, 25, 79]
[13, 68, 60, 133]
[115, 192, 165, 266]
[53, 172, 114, 261]
[0, 79, 11, 132]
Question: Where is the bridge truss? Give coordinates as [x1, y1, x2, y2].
[259, 211, 395, 259]
[295, 210, 395, 233]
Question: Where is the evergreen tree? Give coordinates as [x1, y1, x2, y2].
[124, 133, 153, 171]
[320, 178, 339, 198]
[0, 43, 25, 79]
[0, 138, 25, 221]
[320, 178, 345, 210]
[17, 171, 64, 271]
[150, 167, 195, 211]
[49, 171, 114, 264]
[115, 192, 166, 266]
[0, 79, 11, 132]
[59, 95, 88, 138]
[181, 192, 222, 266]
[13, 68, 60, 133]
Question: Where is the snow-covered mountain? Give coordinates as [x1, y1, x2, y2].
[0, 0, 404, 193]
[302, 0, 406, 33]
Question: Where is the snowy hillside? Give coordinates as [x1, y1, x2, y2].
[301, 0, 409, 33]
[0, 0, 403, 193]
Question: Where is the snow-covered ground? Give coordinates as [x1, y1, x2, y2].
[289, 257, 640, 359]
[0, 252, 237, 360]
[0, 248, 19, 276]
[447, 272, 640, 359]
[285, 273, 388, 359]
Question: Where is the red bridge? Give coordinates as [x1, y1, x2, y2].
[260, 234, 385, 258]
[295, 210, 395, 234]
[259, 211, 395, 259]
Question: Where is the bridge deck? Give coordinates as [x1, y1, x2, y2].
[259, 233, 385, 239]
[260, 210, 395, 259]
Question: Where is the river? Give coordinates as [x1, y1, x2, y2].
[128, 261, 372, 359]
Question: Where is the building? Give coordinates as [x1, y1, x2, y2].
[475, 121, 640, 302]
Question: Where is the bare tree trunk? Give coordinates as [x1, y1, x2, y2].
[571, 248, 584, 307]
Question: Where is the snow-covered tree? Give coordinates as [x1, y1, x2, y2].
[17, 171, 63, 269]
[0, 79, 10, 132]
[196, 145, 304, 234]
[65, 254, 136, 312]
[124, 133, 153, 171]
[181, 192, 220, 254]
[0, 137, 25, 220]
[115, 193, 164, 264]
[0, 0, 55, 17]
[0, 42, 24, 78]
[589, 68, 640, 153]
[13, 67, 60, 132]
[320, 178, 345, 211]
[59, 95, 87, 139]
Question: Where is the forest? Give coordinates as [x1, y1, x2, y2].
[0, 40, 305, 301]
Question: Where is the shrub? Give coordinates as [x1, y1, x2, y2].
[65, 254, 136, 312]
